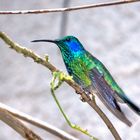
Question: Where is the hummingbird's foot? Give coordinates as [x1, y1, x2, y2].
[87, 92, 96, 102]
[79, 93, 95, 102]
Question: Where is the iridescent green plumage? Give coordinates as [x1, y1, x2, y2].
[32, 36, 140, 126]
[56, 36, 124, 95]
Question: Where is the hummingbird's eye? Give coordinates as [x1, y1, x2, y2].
[66, 38, 71, 42]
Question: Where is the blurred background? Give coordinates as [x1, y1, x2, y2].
[0, 0, 140, 139]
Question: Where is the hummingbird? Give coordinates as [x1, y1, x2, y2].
[32, 36, 140, 126]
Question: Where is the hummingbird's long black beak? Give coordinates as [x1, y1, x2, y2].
[31, 39, 58, 44]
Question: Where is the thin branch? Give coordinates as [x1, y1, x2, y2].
[0, 103, 79, 140]
[0, 32, 121, 140]
[0, 0, 139, 15]
[0, 107, 42, 140]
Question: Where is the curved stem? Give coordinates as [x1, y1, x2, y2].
[50, 72, 98, 140]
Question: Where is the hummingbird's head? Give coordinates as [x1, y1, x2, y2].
[32, 36, 85, 54]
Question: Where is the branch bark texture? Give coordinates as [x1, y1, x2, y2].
[0, 103, 79, 140]
[0, 107, 42, 140]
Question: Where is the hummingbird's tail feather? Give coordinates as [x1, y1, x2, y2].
[120, 95, 140, 116]
[89, 69, 132, 126]
[94, 90, 132, 127]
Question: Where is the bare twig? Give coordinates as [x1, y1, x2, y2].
[0, 32, 121, 140]
[0, 103, 79, 140]
[0, 107, 42, 140]
[0, 0, 139, 15]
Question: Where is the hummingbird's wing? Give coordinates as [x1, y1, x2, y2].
[89, 54, 140, 116]
[89, 68, 132, 126]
